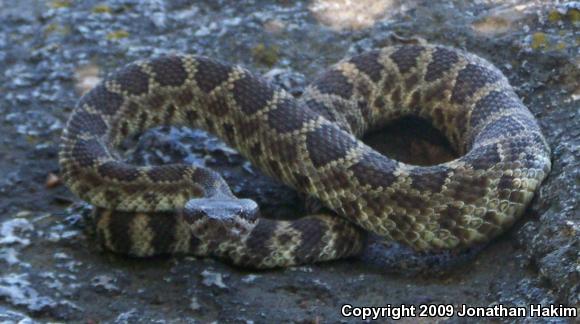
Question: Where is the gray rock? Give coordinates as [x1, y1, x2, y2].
[0, 0, 577, 322]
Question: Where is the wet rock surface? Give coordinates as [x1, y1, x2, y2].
[0, 0, 578, 322]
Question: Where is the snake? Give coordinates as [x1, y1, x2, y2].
[59, 45, 551, 268]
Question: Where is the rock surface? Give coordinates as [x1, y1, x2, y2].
[0, 0, 578, 322]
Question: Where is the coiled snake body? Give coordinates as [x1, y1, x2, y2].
[59, 45, 551, 268]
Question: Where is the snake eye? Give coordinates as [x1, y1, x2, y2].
[237, 199, 259, 223]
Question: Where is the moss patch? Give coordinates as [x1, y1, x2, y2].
[49, 0, 72, 9]
[92, 4, 112, 14]
[106, 30, 130, 41]
[252, 43, 280, 67]
[531, 32, 548, 49]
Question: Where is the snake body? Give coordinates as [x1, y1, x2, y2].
[59, 45, 551, 268]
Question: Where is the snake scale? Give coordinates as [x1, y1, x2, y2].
[59, 45, 551, 268]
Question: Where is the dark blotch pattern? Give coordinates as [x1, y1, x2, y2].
[244, 220, 275, 261]
[391, 192, 429, 212]
[438, 205, 466, 236]
[80, 84, 124, 116]
[409, 90, 421, 109]
[313, 69, 353, 99]
[305, 99, 337, 122]
[124, 101, 140, 118]
[390, 46, 424, 74]
[470, 90, 522, 130]
[249, 143, 262, 157]
[292, 217, 326, 263]
[409, 166, 450, 193]
[349, 51, 383, 83]
[389, 213, 414, 234]
[138, 111, 148, 132]
[104, 190, 120, 206]
[205, 119, 216, 134]
[98, 161, 140, 182]
[423, 79, 452, 104]
[356, 78, 371, 98]
[509, 190, 525, 204]
[404, 74, 419, 91]
[206, 96, 229, 117]
[319, 169, 351, 192]
[176, 89, 194, 107]
[270, 139, 298, 164]
[515, 113, 540, 131]
[341, 201, 361, 219]
[151, 55, 188, 87]
[237, 118, 261, 139]
[293, 172, 312, 191]
[391, 87, 401, 103]
[330, 219, 363, 256]
[115, 64, 149, 95]
[277, 233, 293, 245]
[505, 134, 547, 165]
[267, 159, 283, 179]
[68, 111, 108, 136]
[147, 212, 178, 254]
[120, 121, 130, 136]
[382, 74, 395, 93]
[348, 151, 397, 189]
[99, 210, 132, 254]
[146, 94, 166, 110]
[232, 73, 274, 114]
[189, 230, 202, 252]
[147, 165, 188, 183]
[223, 123, 236, 144]
[306, 124, 358, 168]
[476, 115, 526, 143]
[143, 192, 160, 205]
[357, 99, 372, 121]
[483, 211, 500, 227]
[463, 144, 501, 170]
[185, 110, 199, 124]
[432, 107, 445, 126]
[195, 58, 232, 93]
[425, 47, 459, 81]
[448, 174, 489, 204]
[373, 95, 385, 110]
[497, 174, 514, 191]
[267, 98, 313, 133]
[71, 139, 109, 167]
[163, 104, 177, 124]
[453, 112, 468, 142]
[451, 64, 501, 104]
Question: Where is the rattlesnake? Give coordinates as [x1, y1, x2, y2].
[59, 45, 551, 268]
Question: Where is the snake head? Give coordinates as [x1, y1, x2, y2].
[183, 198, 259, 241]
